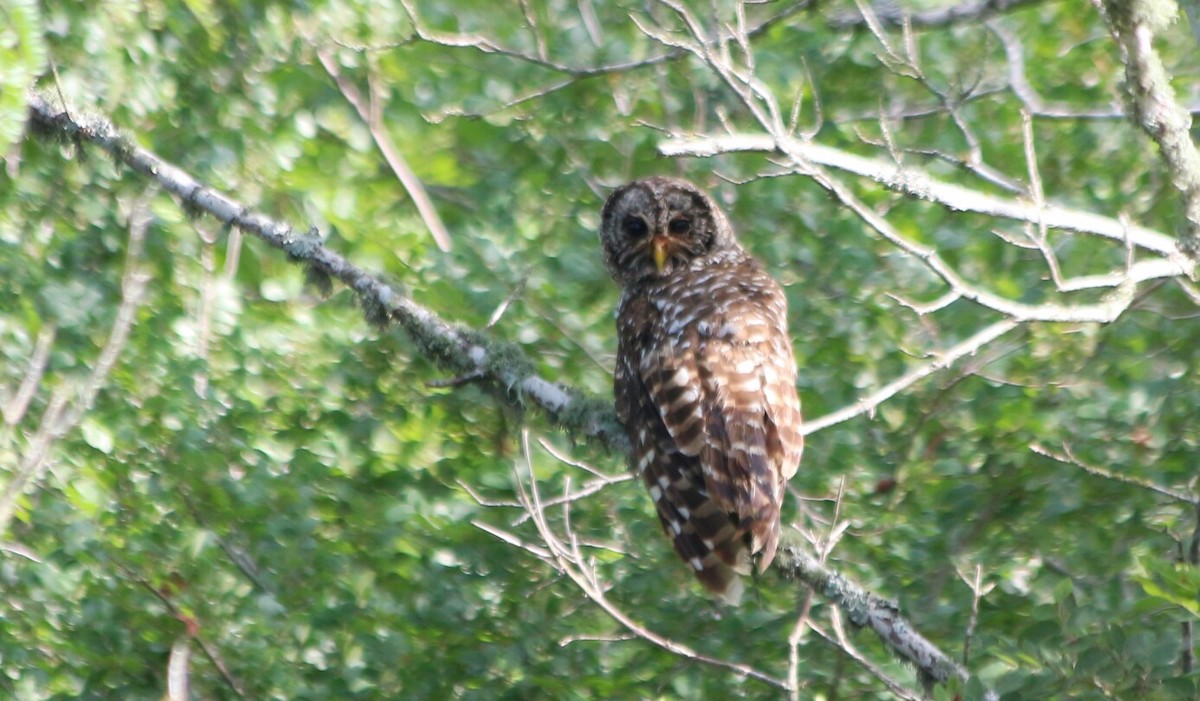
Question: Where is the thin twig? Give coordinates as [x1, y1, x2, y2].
[786, 588, 816, 701]
[2, 323, 57, 426]
[803, 320, 1021, 434]
[508, 430, 790, 690]
[829, 0, 1048, 29]
[0, 195, 151, 534]
[816, 610, 924, 701]
[315, 48, 452, 252]
[958, 564, 993, 667]
[774, 531, 976, 689]
[1030, 442, 1198, 504]
[990, 21, 1128, 120]
[661, 133, 1185, 261]
[121, 564, 246, 697]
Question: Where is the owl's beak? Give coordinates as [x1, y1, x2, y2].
[651, 236, 669, 272]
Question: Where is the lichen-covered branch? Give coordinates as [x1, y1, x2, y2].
[25, 91, 626, 451]
[28, 91, 1057, 466]
[775, 531, 996, 698]
[1099, 0, 1200, 257]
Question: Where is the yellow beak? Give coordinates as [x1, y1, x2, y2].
[652, 236, 668, 272]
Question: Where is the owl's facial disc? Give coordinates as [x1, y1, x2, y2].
[602, 177, 731, 284]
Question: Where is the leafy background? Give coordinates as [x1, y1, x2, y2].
[1, 0, 1198, 699]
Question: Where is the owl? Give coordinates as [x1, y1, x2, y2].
[600, 176, 803, 604]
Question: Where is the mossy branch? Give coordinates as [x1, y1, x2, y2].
[24, 90, 628, 452]
[1100, 0, 1200, 258]
[775, 531, 989, 697]
[26, 89, 991, 699]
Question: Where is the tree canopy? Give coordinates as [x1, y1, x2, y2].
[2, 1, 1199, 699]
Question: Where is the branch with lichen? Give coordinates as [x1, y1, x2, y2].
[775, 532, 983, 694]
[26, 86, 1007, 697]
[25, 91, 1041, 459]
[24, 90, 626, 452]
[1099, 0, 1200, 257]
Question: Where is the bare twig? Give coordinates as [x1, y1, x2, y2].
[0, 541, 42, 562]
[673, 141, 1173, 324]
[486, 279, 527, 329]
[505, 430, 790, 690]
[536, 437, 625, 481]
[958, 564, 993, 667]
[315, 48, 453, 252]
[559, 631, 636, 645]
[166, 637, 191, 701]
[774, 531, 981, 690]
[472, 518, 555, 560]
[803, 320, 1021, 434]
[786, 588, 816, 701]
[387, 0, 810, 119]
[496, 423, 996, 695]
[511, 471, 634, 526]
[0, 195, 151, 534]
[819, 609, 924, 701]
[990, 22, 1127, 120]
[194, 221, 218, 397]
[1030, 442, 1199, 504]
[2, 323, 57, 426]
[121, 564, 246, 697]
[829, 0, 1049, 29]
[1179, 504, 1199, 674]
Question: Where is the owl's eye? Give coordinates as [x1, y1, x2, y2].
[623, 216, 649, 238]
[668, 218, 691, 235]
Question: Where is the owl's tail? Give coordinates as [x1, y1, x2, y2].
[687, 497, 756, 605]
[648, 461, 755, 605]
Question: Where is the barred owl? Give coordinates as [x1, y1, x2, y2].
[600, 176, 803, 604]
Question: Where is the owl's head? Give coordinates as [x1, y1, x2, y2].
[599, 176, 741, 286]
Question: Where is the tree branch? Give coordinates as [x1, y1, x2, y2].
[480, 433, 988, 698]
[1, 322, 56, 426]
[775, 532, 995, 697]
[802, 319, 1021, 435]
[661, 133, 1186, 260]
[1099, 0, 1200, 256]
[26, 91, 1047, 467]
[25, 90, 627, 452]
[829, 0, 1051, 29]
[0, 193, 150, 535]
[775, 530, 995, 696]
[314, 48, 453, 252]
[501, 431, 790, 691]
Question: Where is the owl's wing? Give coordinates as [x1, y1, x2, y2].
[639, 289, 802, 572]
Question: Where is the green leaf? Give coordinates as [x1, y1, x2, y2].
[0, 0, 46, 153]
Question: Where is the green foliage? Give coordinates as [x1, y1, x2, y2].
[2, 1, 1199, 700]
[0, 0, 47, 153]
